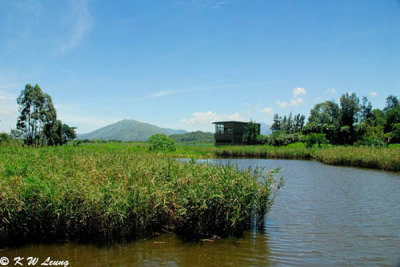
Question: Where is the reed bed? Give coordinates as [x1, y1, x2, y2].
[214, 145, 400, 172]
[0, 145, 282, 246]
[215, 145, 313, 160]
[313, 146, 400, 172]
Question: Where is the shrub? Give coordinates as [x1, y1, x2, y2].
[148, 134, 176, 152]
[267, 131, 302, 146]
[302, 133, 328, 148]
[0, 132, 11, 144]
[256, 135, 268, 145]
[357, 138, 387, 148]
[242, 121, 260, 145]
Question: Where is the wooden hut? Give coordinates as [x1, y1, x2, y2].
[212, 121, 260, 146]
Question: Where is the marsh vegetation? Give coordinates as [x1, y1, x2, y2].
[0, 145, 282, 246]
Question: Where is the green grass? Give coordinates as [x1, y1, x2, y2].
[76, 142, 400, 171]
[214, 145, 313, 160]
[313, 146, 400, 171]
[0, 145, 282, 246]
[79, 142, 400, 171]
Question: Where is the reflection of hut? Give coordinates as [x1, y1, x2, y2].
[212, 121, 260, 146]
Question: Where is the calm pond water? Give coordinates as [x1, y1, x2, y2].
[2, 159, 400, 266]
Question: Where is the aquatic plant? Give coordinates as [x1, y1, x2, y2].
[0, 145, 282, 246]
[213, 144, 400, 171]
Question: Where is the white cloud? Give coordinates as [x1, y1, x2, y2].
[290, 97, 304, 106]
[60, 0, 94, 54]
[277, 87, 306, 108]
[277, 98, 304, 108]
[181, 111, 246, 131]
[147, 90, 177, 98]
[177, 0, 229, 9]
[293, 87, 306, 97]
[369, 91, 378, 97]
[260, 107, 274, 114]
[326, 88, 336, 94]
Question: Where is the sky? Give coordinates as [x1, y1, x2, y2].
[1, 0, 400, 133]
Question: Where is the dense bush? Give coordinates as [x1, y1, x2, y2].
[357, 138, 387, 148]
[302, 133, 328, 148]
[147, 134, 176, 152]
[256, 135, 268, 145]
[0, 132, 11, 144]
[267, 131, 302, 146]
[242, 121, 260, 145]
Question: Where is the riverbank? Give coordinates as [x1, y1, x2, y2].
[0, 145, 282, 247]
[212, 144, 400, 172]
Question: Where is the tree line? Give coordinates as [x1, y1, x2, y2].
[12, 84, 76, 146]
[241, 92, 400, 147]
[268, 93, 400, 146]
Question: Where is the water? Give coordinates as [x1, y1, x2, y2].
[2, 159, 400, 266]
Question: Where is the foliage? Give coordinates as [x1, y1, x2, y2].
[302, 133, 328, 148]
[357, 138, 387, 148]
[267, 130, 302, 146]
[0, 145, 282, 245]
[0, 132, 11, 145]
[301, 94, 400, 145]
[242, 121, 260, 145]
[356, 125, 387, 147]
[16, 84, 76, 146]
[148, 134, 177, 152]
[271, 113, 305, 134]
[170, 131, 214, 143]
[390, 123, 400, 143]
[256, 134, 268, 145]
[16, 84, 46, 146]
[304, 100, 340, 143]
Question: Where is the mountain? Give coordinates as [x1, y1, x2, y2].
[170, 131, 214, 143]
[78, 119, 186, 142]
[260, 123, 272, 135]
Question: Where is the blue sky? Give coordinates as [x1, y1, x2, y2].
[1, 0, 400, 133]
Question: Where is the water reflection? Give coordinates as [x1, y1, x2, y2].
[2, 159, 400, 266]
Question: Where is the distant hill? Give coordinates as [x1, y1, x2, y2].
[260, 123, 272, 135]
[78, 119, 186, 142]
[170, 131, 214, 143]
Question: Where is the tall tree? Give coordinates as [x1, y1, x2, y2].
[16, 84, 76, 146]
[271, 114, 281, 131]
[359, 96, 373, 123]
[243, 121, 260, 145]
[305, 100, 340, 143]
[293, 114, 305, 132]
[339, 93, 360, 144]
[16, 84, 45, 146]
[383, 95, 399, 112]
